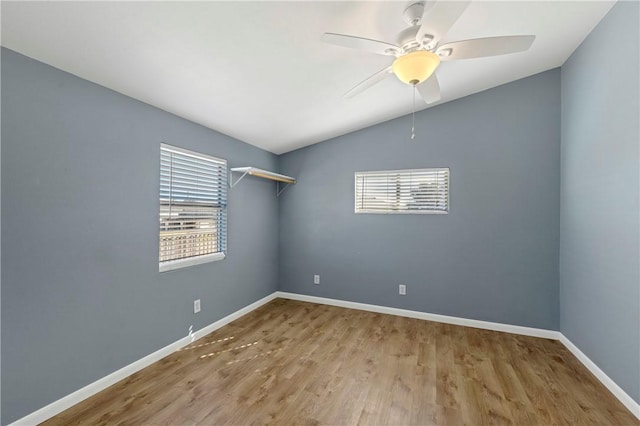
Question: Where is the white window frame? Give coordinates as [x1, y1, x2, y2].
[159, 143, 227, 272]
[354, 168, 450, 215]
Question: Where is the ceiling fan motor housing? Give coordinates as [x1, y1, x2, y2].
[401, 2, 436, 50]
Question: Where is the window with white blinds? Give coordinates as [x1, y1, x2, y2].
[159, 144, 227, 272]
[355, 168, 449, 214]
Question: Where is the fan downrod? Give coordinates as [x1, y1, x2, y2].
[402, 1, 434, 27]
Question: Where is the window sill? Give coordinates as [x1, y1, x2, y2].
[355, 210, 448, 215]
[159, 252, 226, 272]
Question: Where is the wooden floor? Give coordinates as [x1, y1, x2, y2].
[45, 298, 638, 425]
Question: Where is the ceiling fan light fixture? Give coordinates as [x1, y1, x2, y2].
[392, 50, 440, 85]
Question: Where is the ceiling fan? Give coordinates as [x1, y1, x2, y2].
[322, 1, 536, 105]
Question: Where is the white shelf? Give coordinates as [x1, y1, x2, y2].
[229, 167, 296, 196]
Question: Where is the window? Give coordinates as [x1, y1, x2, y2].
[355, 168, 449, 214]
[159, 144, 227, 272]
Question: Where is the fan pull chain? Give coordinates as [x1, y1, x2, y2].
[411, 85, 416, 140]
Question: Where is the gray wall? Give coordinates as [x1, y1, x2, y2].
[1, 48, 279, 424]
[4, 4, 639, 420]
[278, 69, 561, 330]
[560, 1, 640, 404]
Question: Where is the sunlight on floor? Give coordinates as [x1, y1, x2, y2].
[199, 341, 259, 359]
[226, 348, 283, 365]
[180, 336, 235, 351]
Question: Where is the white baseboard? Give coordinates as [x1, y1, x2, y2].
[559, 334, 640, 419]
[276, 291, 639, 420]
[275, 291, 560, 339]
[10, 292, 278, 426]
[11, 290, 639, 424]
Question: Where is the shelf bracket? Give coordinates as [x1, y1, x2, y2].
[229, 169, 250, 189]
[277, 181, 292, 197]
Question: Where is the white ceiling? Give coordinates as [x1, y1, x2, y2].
[1, 1, 614, 154]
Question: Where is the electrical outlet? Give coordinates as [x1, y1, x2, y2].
[194, 299, 201, 313]
[314, 275, 320, 285]
[399, 284, 406, 295]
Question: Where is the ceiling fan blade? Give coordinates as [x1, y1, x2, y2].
[344, 66, 393, 98]
[417, 74, 441, 104]
[416, 0, 470, 48]
[437, 35, 536, 61]
[322, 33, 400, 56]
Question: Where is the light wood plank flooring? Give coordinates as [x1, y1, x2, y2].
[44, 298, 638, 425]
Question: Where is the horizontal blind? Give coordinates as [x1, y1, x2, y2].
[355, 168, 449, 214]
[160, 144, 227, 266]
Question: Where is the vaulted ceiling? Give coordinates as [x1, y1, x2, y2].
[1, 1, 614, 154]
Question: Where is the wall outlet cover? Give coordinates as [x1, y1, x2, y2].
[314, 275, 320, 285]
[194, 299, 201, 313]
[399, 284, 406, 295]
